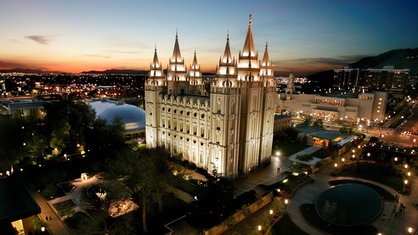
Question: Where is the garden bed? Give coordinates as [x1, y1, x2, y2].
[53, 199, 76, 217]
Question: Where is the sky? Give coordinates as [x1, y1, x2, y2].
[1, 0, 418, 75]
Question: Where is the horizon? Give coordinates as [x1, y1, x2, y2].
[1, 0, 418, 76]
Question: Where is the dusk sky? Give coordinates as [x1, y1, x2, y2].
[1, 0, 417, 75]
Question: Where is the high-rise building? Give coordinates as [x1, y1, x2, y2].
[145, 14, 276, 178]
[333, 65, 410, 94]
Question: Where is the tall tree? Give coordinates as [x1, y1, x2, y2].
[0, 117, 31, 171]
[49, 118, 71, 155]
[104, 147, 170, 233]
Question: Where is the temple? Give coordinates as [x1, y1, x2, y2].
[145, 14, 276, 178]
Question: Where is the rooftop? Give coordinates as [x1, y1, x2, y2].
[0, 176, 40, 223]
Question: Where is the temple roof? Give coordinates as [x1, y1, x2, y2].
[0, 176, 40, 223]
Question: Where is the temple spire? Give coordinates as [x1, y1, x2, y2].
[242, 12, 255, 57]
[261, 42, 270, 66]
[152, 46, 160, 68]
[192, 50, 198, 66]
[171, 32, 182, 62]
[222, 33, 232, 63]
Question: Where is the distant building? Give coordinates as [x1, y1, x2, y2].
[361, 66, 410, 93]
[89, 99, 146, 142]
[334, 65, 410, 94]
[145, 14, 276, 178]
[273, 114, 291, 133]
[0, 98, 45, 119]
[333, 66, 360, 91]
[279, 74, 388, 123]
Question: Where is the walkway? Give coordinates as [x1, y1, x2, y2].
[27, 175, 103, 235]
[30, 189, 72, 235]
[233, 155, 292, 196]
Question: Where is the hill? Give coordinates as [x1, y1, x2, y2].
[307, 48, 418, 88]
[0, 68, 63, 74]
[81, 69, 148, 75]
[349, 48, 418, 75]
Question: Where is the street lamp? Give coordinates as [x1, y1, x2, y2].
[257, 225, 262, 233]
[407, 226, 413, 234]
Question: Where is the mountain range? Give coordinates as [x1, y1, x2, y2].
[349, 48, 418, 75]
[2, 48, 417, 76]
[307, 48, 418, 86]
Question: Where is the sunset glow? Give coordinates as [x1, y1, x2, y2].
[1, 0, 417, 75]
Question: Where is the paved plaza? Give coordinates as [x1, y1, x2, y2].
[228, 148, 418, 235]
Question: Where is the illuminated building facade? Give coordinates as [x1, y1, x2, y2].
[145, 14, 276, 178]
[334, 65, 410, 93]
[279, 74, 388, 123]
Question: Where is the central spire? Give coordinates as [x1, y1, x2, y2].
[171, 32, 182, 62]
[242, 12, 255, 57]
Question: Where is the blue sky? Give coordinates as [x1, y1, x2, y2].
[1, 0, 417, 75]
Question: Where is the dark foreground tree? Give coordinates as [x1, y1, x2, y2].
[104, 147, 170, 233]
[0, 117, 32, 172]
[188, 171, 235, 229]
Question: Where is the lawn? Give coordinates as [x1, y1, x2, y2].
[274, 142, 309, 158]
[333, 163, 404, 192]
[300, 204, 378, 235]
[272, 214, 309, 235]
[53, 199, 76, 217]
